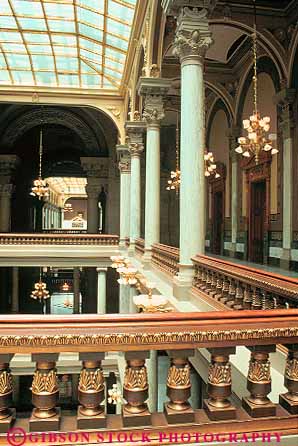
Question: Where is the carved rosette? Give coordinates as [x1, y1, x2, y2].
[248, 358, 271, 384]
[208, 363, 231, 386]
[79, 368, 104, 392]
[166, 358, 192, 412]
[167, 364, 191, 389]
[285, 358, 298, 381]
[78, 361, 105, 417]
[31, 363, 59, 419]
[173, 7, 213, 63]
[123, 359, 149, 414]
[0, 365, 13, 420]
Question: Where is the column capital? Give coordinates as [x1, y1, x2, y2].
[173, 6, 213, 65]
[0, 155, 20, 179]
[125, 121, 145, 157]
[162, 0, 216, 16]
[0, 183, 14, 197]
[274, 88, 296, 138]
[96, 267, 108, 273]
[85, 182, 101, 199]
[138, 77, 171, 126]
[80, 157, 108, 178]
[116, 144, 131, 173]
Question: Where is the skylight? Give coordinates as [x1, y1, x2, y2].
[0, 0, 137, 89]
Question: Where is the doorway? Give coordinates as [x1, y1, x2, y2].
[212, 191, 223, 255]
[249, 180, 266, 263]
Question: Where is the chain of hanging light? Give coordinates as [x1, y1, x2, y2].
[235, 1, 277, 164]
[30, 269, 50, 301]
[204, 151, 220, 178]
[166, 112, 181, 194]
[30, 128, 49, 200]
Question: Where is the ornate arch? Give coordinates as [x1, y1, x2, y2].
[235, 56, 281, 126]
[206, 98, 231, 148]
[209, 20, 287, 82]
[289, 29, 298, 89]
[1, 107, 101, 154]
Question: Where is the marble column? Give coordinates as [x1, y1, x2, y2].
[138, 78, 171, 266]
[129, 286, 138, 313]
[147, 350, 158, 412]
[0, 155, 19, 232]
[228, 128, 240, 257]
[119, 284, 130, 314]
[73, 267, 80, 314]
[97, 267, 107, 314]
[164, 3, 213, 298]
[274, 89, 296, 269]
[125, 121, 145, 253]
[81, 157, 105, 234]
[116, 145, 131, 248]
[0, 184, 13, 232]
[11, 266, 19, 313]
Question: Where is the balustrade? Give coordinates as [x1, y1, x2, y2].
[152, 243, 179, 276]
[192, 255, 298, 309]
[0, 233, 119, 246]
[135, 238, 145, 257]
[0, 311, 296, 442]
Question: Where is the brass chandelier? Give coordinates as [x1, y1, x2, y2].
[166, 112, 180, 194]
[204, 151, 220, 178]
[235, 0, 277, 164]
[30, 128, 49, 200]
[30, 268, 50, 301]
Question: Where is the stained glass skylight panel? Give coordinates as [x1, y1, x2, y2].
[0, 0, 137, 89]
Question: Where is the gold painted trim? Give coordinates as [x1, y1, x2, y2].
[0, 327, 297, 348]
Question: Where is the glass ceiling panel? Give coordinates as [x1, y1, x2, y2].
[0, 0, 137, 89]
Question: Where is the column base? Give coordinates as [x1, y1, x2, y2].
[242, 397, 276, 418]
[142, 248, 153, 270]
[77, 406, 106, 429]
[128, 242, 136, 255]
[164, 402, 194, 424]
[279, 393, 298, 415]
[122, 406, 151, 427]
[203, 399, 236, 421]
[173, 265, 195, 300]
[0, 409, 15, 433]
[280, 249, 291, 270]
[30, 408, 61, 432]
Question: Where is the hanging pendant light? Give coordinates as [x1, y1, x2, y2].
[30, 127, 49, 200]
[204, 151, 221, 178]
[235, 0, 277, 164]
[166, 111, 181, 194]
[30, 268, 50, 301]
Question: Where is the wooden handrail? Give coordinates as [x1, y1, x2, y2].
[0, 309, 297, 353]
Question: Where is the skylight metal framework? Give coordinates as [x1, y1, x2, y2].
[0, 0, 137, 89]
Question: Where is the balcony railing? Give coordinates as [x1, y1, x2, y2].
[0, 310, 297, 443]
[192, 255, 298, 310]
[135, 237, 145, 256]
[152, 243, 179, 276]
[0, 233, 119, 246]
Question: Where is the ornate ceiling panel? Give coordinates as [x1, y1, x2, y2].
[0, 0, 137, 89]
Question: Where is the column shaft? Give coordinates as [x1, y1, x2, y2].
[130, 154, 141, 245]
[11, 267, 19, 313]
[144, 124, 160, 254]
[87, 197, 99, 234]
[283, 135, 293, 251]
[231, 159, 238, 249]
[97, 268, 107, 314]
[73, 268, 80, 314]
[0, 191, 12, 232]
[180, 59, 205, 264]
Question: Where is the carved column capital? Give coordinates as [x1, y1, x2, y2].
[0, 155, 20, 177]
[274, 88, 296, 138]
[116, 144, 131, 173]
[125, 121, 145, 158]
[80, 157, 109, 179]
[138, 77, 171, 127]
[173, 6, 213, 64]
[0, 183, 14, 197]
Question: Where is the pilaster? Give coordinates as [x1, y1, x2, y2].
[117, 145, 131, 248]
